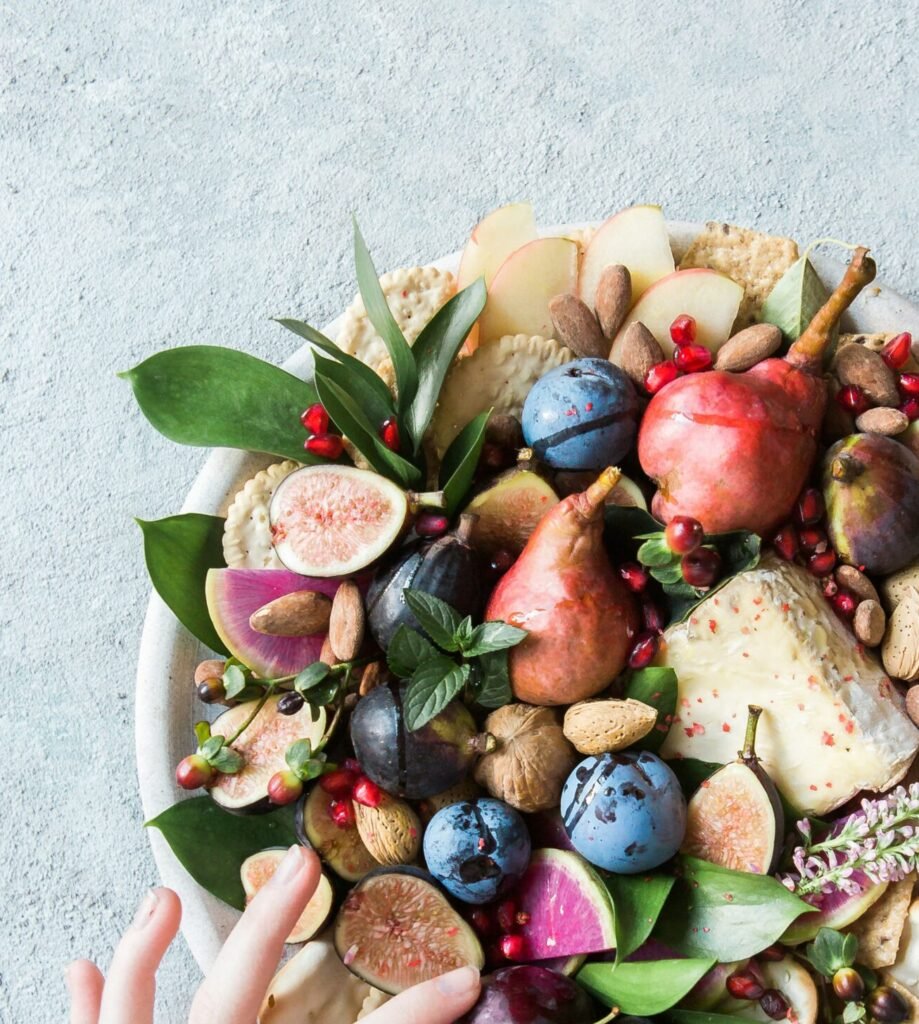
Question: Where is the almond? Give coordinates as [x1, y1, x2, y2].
[835, 343, 901, 407]
[714, 323, 782, 372]
[855, 406, 910, 436]
[328, 582, 365, 662]
[358, 660, 385, 697]
[563, 698, 657, 755]
[835, 565, 880, 605]
[618, 321, 664, 390]
[548, 292, 606, 358]
[249, 591, 332, 637]
[595, 264, 632, 340]
[354, 795, 421, 866]
[319, 635, 336, 665]
[854, 598, 886, 648]
[882, 586, 919, 682]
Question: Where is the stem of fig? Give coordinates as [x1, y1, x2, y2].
[454, 513, 478, 543]
[741, 704, 764, 763]
[408, 490, 447, 512]
[787, 247, 877, 370]
[590, 1009, 620, 1024]
[831, 454, 865, 483]
[578, 466, 622, 519]
[470, 732, 497, 755]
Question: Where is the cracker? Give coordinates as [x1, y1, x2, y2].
[223, 460, 299, 569]
[886, 896, 919, 1005]
[847, 876, 916, 968]
[679, 222, 799, 328]
[428, 334, 574, 457]
[335, 265, 456, 381]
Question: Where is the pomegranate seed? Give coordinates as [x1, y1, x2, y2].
[319, 769, 358, 798]
[300, 402, 329, 434]
[645, 360, 680, 394]
[808, 549, 837, 576]
[352, 776, 383, 808]
[681, 547, 722, 588]
[619, 562, 650, 593]
[899, 373, 919, 396]
[832, 590, 857, 619]
[822, 576, 839, 598]
[642, 600, 666, 634]
[498, 934, 526, 962]
[901, 396, 919, 421]
[415, 512, 449, 538]
[468, 908, 495, 937]
[305, 432, 344, 459]
[329, 799, 356, 828]
[267, 770, 304, 806]
[670, 314, 697, 347]
[378, 417, 400, 452]
[882, 332, 912, 369]
[836, 384, 871, 416]
[797, 526, 828, 553]
[674, 344, 713, 374]
[772, 525, 799, 562]
[495, 900, 517, 933]
[726, 970, 765, 1001]
[665, 515, 704, 554]
[759, 944, 786, 963]
[795, 488, 824, 526]
[629, 632, 660, 669]
[760, 989, 790, 1020]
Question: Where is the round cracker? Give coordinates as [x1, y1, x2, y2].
[223, 460, 299, 569]
[428, 334, 574, 458]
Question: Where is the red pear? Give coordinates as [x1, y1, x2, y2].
[485, 467, 639, 705]
[638, 248, 877, 535]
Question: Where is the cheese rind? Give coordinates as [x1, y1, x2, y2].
[659, 555, 919, 815]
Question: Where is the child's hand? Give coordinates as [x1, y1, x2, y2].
[66, 845, 480, 1024]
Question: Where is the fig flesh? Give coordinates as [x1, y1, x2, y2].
[240, 848, 334, 942]
[457, 965, 600, 1024]
[681, 706, 784, 874]
[333, 866, 484, 994]
[297, 783, 377, 882]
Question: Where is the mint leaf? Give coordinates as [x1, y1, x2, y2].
[404, 657, 470, 730]
[806, 928, 857, 978]
[222, 664, 247, 700]
[403, 589, 463, 651]
[474, 650, 514, 709]
[439, 410, 492, 516]
[387, 625, 439, 678]
[294, 662, 331, 692]
[454, 616, 475, 650]
[463, 620, 528, 657]
[285, 739, 314, 774]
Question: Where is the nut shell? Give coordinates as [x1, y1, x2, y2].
[563, 698, 658, 755]
[882, 587, 919, 683]
[354, 794, 422, 867]
[881, 558, 919, 611]
[854, 599, 886, 648]
[473, 704, 577, 813]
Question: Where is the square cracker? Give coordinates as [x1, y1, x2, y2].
[847, 876, 916, 968]
[679, 222, 799, 329]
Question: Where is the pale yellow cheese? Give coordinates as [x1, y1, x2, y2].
[659, 555, 919, 815]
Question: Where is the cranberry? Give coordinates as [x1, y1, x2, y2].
[645, 360, 680, 394]
[900, 396, 919, 421]
[329, 799, 356, 828]
[726, 970, 765, 1001]
[300, 403, 329, 434]
[277, 691, 305, 715]
[807, 549, 837, 576]
[759, 989, 789, 1020]
[319, 768, 358, 798]
[795, 487, 824, 526]
[681, 547, 722, 588]
[882, 332, 913, 369]
[197, 677, 227, 704]
[619, 561, 650, 593]
[176, 754, 216, 790]
[489, 550, 516, 578]
[670, 313, 697, 346]
[665, 515, 704, 554]
[772, 525, 799, 562]
[899, 372, 919, 396]
[496, 900, 518, 933]
[267, 769, 304, 805]
[832, 590, 857, 619]
[832, 967, 865, 1002]
[415, 512, 450, 538]
[305, 432, 344, 459]
[836, 384, 871, 416]
[628, 632, 660, 669]
[378, 417, 400, 452]
[642, 600, 666, 634]
[352, 776, 383, 808]
[674, 343, 713, 373]
[498, 934, 526, 962]
[797, 526, 828, 553]
[866, 986, 910, 1024]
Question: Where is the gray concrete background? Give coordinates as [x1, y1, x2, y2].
[2, 1, 918, 1019]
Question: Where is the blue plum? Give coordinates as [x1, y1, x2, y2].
[522, 358, 639, 469]
[560, 751, 686, 873]
[423, 798, 531, 904]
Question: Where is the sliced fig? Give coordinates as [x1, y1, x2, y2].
[463, 456, 559, 556]
[297, 783, 377, 882]
[209, 695, 326, 813]
[717, 957, 818, 1024]
[240, 849, 334, 942]
[681, 706, 784, 874]
[782, 872, 889, 945]
[333, 866, 484, 994]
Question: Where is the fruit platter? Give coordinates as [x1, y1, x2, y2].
[129, 205, 919, 1023]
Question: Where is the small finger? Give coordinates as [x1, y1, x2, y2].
[190, 845, 321, 1024]
[66, 960, 104, 1024]
[98, 887, 182, 1024]
[363, 967, 481, 1024]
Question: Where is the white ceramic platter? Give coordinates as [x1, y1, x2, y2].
[135, 221, 919, 969]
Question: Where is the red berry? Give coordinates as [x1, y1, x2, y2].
[836, 384, 871, 416]
[881, 332, 912, 370]
[673, 343, 713, 374]
[797, 526, 828, 553]
[468, 908, 495, 937]
[319, 769, 358, 798]
[619, 562, 650, 593]
[300, 403, 329, 434]
[342, 758, 362, 775]
[267, 770, 304, 806]
[642, 600, 666, 634]
[807, 549, 837, 576]
[726, 970, 765, 1001]
[670, 313, 697, 347]
[305, 432, 344, 459]
[832, 967, 865, 1002]
[900, 396, 919, 421]
[495, 900, 517, 933]
[498, 934, 526, 962]
[772, 525, 799, 562]
[628, 632, 660, 669]
[352, 776, 383, 808]
[645, 360, 680, 394]
[175, 754, 215, 790]
[900, 373, 919, 396]
[665, 515, 704, 554]
[329, 799, 356, 828]
[759, 989, 789, 1020]
[681, 547, 722, 588]
[415, 512, 450, 538]
[795, 487, 824, 526]
[822, 576, 839, 598]
[832, 590, 857, 620]
[378, 417, 400, 452]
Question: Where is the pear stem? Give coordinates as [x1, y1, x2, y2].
[787, 247, 877, 370]
[741, 704, 763, 762]
[581, 466, 622, 516]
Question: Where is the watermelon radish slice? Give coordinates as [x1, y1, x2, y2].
[512, 849, 616, 961]
[206, 568, 342, 677]
[782, 871, 888, 944]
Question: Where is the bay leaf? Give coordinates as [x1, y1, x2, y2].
[577, 957, 715, 1015]
[760, 255, 829, 344]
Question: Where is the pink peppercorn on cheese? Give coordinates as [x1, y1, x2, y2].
[659, 555, 919, 815]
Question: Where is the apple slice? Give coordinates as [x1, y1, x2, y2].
[477, 236, 579, 344]
[609, 268, 744, 363]
[578, 204, 675, 311]
[458, 202, 537, 290]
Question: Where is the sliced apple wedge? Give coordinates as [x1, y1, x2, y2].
[609, 268, 744, 363]
[578, 204, 675, 311]
[458, 202, 537, 290]
[477, 236, 579, 343]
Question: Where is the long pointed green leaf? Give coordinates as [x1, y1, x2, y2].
[353, 219, 418, 417]
[439, 409, 492, 516]
[578, 959, 715, 1015]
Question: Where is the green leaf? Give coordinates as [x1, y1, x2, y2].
[194, 721, 212, 746]
[454, 616, 475, 650]
[404, 657, 470, 730]
[387, 625, 439, 678]
[199, 736, 225, 760]
[303, 677, 339, 707]
[285, 738, 314, 774]
[577, 958, 715, 1015]
[120, 346, 319, 461]
[624, 667, 678, 752]
[656, 856, 811, 961]
[209, 747, 244, 774]
[667, 529, 762, 625]
[406, 279, 487, 451]
[806, 927, 857, 978]
[462, 620, 528, 657]
[638, 535, 676, 568]
[146, 797, 298, 910]
[606, 871, 676, 962]
[353, 219, 418, 417]
[439, 410, 492, 517]
[474, 650, 514, 709]
[842, 1001, 866, 1024]
[650, 562, 687, 586]
[761, 255, 830, 345]
[136, 514, 229, 654]
[222, 664, 247, 700]
[294, 662, 331, 692]
[667, 758, 722, 798]
[403, 589, 463, 651]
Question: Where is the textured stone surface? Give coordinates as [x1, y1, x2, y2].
[1, 1, 917, 1019]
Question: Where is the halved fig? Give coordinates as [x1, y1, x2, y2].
[240, 849, 334, 942]
[297, 783, 377, 882]
[463, 456, 559, 556]
[333, 866, 484, 994]
[209, 695, 326, 813]
[269, 465, 440, 577]
[782, 872, 889, 945]
[681, 706, 784, 874]
[717, 957, 818, 1024]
